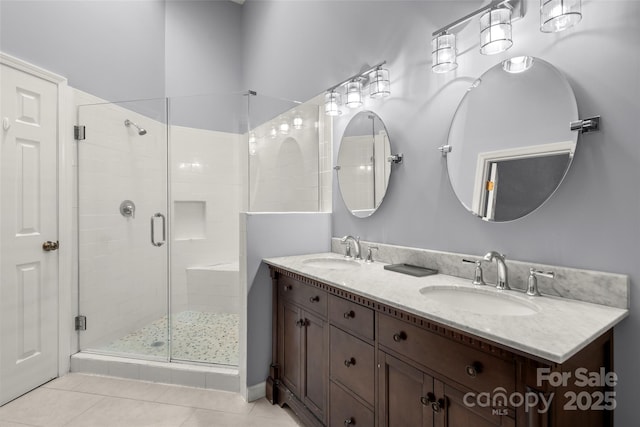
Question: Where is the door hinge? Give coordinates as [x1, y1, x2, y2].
[75, 315, 87, 331]
[74, 125, 86, 140]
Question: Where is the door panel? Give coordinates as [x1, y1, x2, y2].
[77, 98, 168, 360]
[0, 64, 59, 406]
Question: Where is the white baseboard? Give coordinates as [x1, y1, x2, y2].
[246, 381, 266, 402]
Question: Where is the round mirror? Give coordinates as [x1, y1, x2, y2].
[337, 111, 392, 218]
[446, 57, 579, 222]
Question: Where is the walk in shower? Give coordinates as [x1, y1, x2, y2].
[75, 91, 329, 384]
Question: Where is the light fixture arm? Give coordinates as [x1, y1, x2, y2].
[432, 0, 524, 36]
[326, 61, 387, 93]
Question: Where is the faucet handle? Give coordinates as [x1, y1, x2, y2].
[463, 259, 486, 286]
[365, 246, 379, 263]
[527, 268, 555, 296]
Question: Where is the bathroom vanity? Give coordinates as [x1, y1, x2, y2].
[264, 251, 628, 427]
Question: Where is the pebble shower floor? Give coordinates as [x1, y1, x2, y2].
[100, 311, 239, 365]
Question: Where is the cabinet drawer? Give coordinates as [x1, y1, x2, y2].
[330, 326, 375, 405]
[330, 381, 374, 427]
[378, 314, 515, 394]
[329, 295, 374, 340]
[279, 275, 327, 317]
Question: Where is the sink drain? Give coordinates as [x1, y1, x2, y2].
[151, 341, 165, 347]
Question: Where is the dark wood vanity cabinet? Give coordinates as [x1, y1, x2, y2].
[267, 266, 614, 427]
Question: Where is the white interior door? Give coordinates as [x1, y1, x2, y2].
[0, 64, 59, 406]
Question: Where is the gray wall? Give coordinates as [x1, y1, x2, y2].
[165, 0, 245, 132]
[243, 0, 640, 423]
[0, 0, 166, 101]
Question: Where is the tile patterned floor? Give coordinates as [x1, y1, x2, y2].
[99, 311, 239, 366]
[0, 373, 303, 427]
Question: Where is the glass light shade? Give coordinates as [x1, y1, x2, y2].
[480, 8, 513, 55]
[324, 91, 342, 116]
[369, 68, 391, 98]
[293, 114, 303, 129]
[279, 120, 290, 135]
[432, 33, 458, 73]
[502, 56, 534, 73]
[269, 126, 277, 139]
[540, 0, 582, 33]
[345, 80, 363, 108]
[248, 132, 256, 143]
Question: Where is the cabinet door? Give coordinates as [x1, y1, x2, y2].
[279, 299, 302, 397]
[302, 309, 328, 422]
[434, 380, 515, 427]
[378, 351, 433, 427]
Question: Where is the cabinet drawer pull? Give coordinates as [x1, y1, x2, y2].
[283, 285, 292, 292]
[420, 393, 436, 406]
[392, 331, 407, 342]
[344, 357, 356, 367]
[344, 418, 354, 426]
[309, 295, 320, 303]
[343, 310, 355, 319]
[465, 362, 482, 378]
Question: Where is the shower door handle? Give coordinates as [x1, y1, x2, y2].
[150, 213, 166, 247]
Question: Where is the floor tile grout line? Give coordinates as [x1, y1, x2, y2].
[59, 395, 108, 427]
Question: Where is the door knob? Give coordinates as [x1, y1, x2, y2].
[42, 241, 59, 252]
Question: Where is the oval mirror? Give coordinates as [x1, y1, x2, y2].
[447, 56, 579, 222]
[337, 111, 392, 218]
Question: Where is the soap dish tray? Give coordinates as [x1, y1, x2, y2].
[384, 263, 438, 277]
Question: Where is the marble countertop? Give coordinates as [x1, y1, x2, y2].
[264, 252, 629, 364]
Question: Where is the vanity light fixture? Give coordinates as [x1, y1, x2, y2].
[431, 0, 524, 73]
[540, 0, 582, 33]
[479, 8, 513, 55]
[345, 79, 363, 108]
[369, 66, 391, 98]
[324, 90, 342, 116]
[432, 32, 458, 73]
[323, 60, 389, 115]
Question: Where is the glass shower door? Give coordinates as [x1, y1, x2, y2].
[77, 98, 170, 361]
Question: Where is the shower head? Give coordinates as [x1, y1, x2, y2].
[124, 119, 147, 136]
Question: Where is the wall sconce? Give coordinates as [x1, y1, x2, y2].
[369, 67, 391, 98]
[432, 33, 458, 73]
[540, 0, 582, 33]
[479, 8, 513, 55]
[345, 80, 363, 108]
[323, 61, 390, 115]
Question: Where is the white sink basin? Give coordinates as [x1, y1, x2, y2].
[419, 286, 539, 316]
[302, 257, 360, 270]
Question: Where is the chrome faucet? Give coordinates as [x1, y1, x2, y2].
[483, 251, 510, 290]
[341, 235, 361, 260]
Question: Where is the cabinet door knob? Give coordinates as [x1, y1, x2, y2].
[283, 285, 292, 292]
[344, 357, 356, 367]
[343, 418, 354, 426]
[392, 331, 407, 342]
[420, 393, 436, 406]
[295, 319, 307, 328]
[431, 398, 445, 413]
[465, 362, 482, 377]
[309, 295, 320, 303]
[343, 310, 355, 319]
